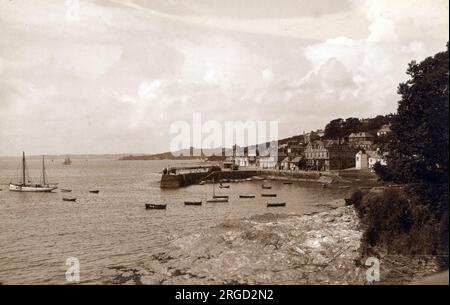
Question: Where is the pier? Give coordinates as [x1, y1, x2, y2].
[160, 165, 258, 188]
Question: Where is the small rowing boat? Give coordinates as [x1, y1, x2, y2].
[206, 198, 228, 203]
[63, 197, 77, 202]
[219, 184, 230, 189]
[267, 202, 286, 207]
[283, 182, 293, 185]
[261, 193, 277, 197]
[239, 195, 255, 198]
[89, 190, 100, 194]
[262, 185, 272, 189]
[184, 201, 202, 206]
[213, 195, 228, 199]
[145, 203, 167, 210]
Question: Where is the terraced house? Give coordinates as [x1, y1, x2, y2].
[304, 140, 357, 171]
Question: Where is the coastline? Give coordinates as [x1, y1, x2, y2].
[105, 195, 441, 285]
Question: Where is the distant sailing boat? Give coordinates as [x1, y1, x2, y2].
[206, 176, 228, 203]
[62, 156, 72, 165]
[9, 152, 58, 192]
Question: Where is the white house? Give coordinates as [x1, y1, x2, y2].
[377, 124, 392, 136]
[356, 150, 386, 170]
[258, 156, 278, 169]
[235, 156, 249, 167]
[280, 157, 290, 170]
[355, 151, 369, 169]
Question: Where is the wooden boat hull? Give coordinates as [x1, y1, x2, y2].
[239, 195, 255, 198]
[262, 186, 272, 189]
[9, 183, 57, 192]
[206, 199, 228, 203]
[213, 195, 229, 199]
[219, 185, 230, 189]
[145, 203, 167, 210]
[261, 194, 277, 197]
[267, 202, 286, 207]
[63, 198, 77, 202]
[184, 201, 202, 206]
[89, 190, 100, 194]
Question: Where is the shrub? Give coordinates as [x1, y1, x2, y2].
[352, 188, 447, 268]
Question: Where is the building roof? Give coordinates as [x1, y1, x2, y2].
[290, 156, 303, 163]
[349, 132, 374, 138]
[378, 124, 392, 133]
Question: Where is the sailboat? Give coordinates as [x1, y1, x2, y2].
[9, 152, 58, 192]
[206, 176, 228, 203]
[62, 156, 72, 165]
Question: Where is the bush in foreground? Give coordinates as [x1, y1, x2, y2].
[352, 188, 448, 268]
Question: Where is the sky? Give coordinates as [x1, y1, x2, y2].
[0, 0, 448, 155]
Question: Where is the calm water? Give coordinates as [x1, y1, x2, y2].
[0, 157, 347, 284]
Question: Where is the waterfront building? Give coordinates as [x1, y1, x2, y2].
[355, 151, 369, 169]
[304, 140, 357, 171]
[258, 156, 278, 169]
[348, 132, 374, 149]
[355, 150, 387, 169]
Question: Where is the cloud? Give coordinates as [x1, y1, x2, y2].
[138, 80, 162, 100]
[0, 0, 448, 155]
[261, 69, 274, 82]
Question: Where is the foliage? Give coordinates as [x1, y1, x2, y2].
[369, 43, 449, 266]
[352, 189, 446, 267]
[323, 115, 393, 142]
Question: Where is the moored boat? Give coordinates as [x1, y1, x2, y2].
[262, 185, 272, 189]
[206, 198, 228, 203]
[261, 193, 277, 197]
[89, 190, 100, 194]
[9, 152, 58, 192]
[63, 197, 77, 202]
[145, 203, 167, 210]
[267, 202, 286, 207]
[207, 176, 229, 203]
[239, 195, 255, 198]
[184, 201, 202, 206]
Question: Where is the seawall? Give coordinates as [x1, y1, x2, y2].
[160, 170, 258, 188]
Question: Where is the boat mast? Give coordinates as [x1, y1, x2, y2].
[22, 151, 26, 185]
[212, 175, 215, 197]
[42, 156, 46, 185]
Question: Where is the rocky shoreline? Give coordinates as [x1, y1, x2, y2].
[104, 200, 442, 285]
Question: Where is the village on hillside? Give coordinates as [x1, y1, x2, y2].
[222, 116, 392, 172]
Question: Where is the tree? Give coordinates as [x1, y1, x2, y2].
[343, 117, 363, 137]
[324, 118, 344, 140]
[375, 43, 449, 257]
[379, 44, 448, 188]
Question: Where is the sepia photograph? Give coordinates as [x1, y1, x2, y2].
[0, 0, 448, 295]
